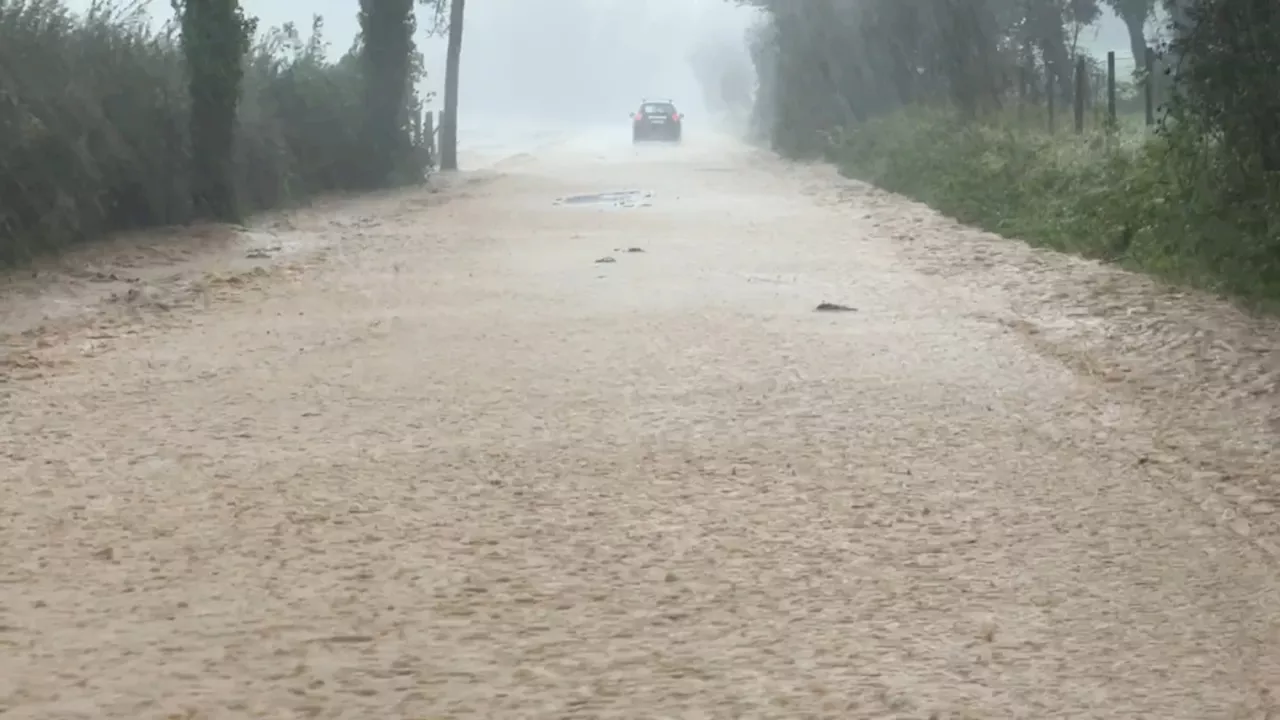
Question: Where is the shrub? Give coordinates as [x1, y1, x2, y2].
[738, 0, 1280, 309]
[0, 0, 431, 265]
[827, 109, 1280, 304]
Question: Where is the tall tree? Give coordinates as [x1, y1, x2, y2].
[176, 0, 256, 221]
[1103, 0, 1156, 63]
[359, 0, 416, 187]
[439, 0, 466, 171]
[1166, 0, 1280, 172]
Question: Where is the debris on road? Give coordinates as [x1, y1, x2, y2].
[245, 245, 282, 259]
[814, 302, 857, 312]
[595, 256, 616, 264]
[110, 284, 172, 311]
[555, 190, 653, 208]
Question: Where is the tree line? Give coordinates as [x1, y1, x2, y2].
[179, 0, 468, 220]
[736, 0, 1266, 144]
[735, 0, 1280, 303]
[0, 0, 467, 264]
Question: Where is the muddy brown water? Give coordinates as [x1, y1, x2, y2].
[1, 133, 1279, 718]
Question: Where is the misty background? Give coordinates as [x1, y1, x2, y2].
[56, 0, 1158, 143]
[62, 0, 763, 143]
[8, 0, 1274, 305]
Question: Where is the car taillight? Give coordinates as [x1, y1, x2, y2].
[634, 113, 644, 121]
[672, 113, 680, 121]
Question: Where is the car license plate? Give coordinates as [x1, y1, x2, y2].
[649, 117, 666, 123]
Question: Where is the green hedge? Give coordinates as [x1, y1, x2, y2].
[826, 109, 1280, 306]
[0, 0, 429, 265]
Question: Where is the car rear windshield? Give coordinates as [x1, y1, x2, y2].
[642, 103, 675, 114]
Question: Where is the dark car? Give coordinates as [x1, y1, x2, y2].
[632, 99, 683, 143]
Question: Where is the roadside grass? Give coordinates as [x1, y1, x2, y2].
[825, 107, 1280, 310]
[0, 0, 429, 267]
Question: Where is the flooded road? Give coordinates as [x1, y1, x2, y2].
[2, 128, 1279, 718]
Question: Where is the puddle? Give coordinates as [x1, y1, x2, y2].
[239, 229, 310, 260]
[555, 190, 653, 208]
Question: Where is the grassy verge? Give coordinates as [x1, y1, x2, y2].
[825, 108, 1280, 307]
[0, 1, 430, 266]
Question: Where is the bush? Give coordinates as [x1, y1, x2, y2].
[826, 109, 1280, 305]
[0, 0, 432, 265]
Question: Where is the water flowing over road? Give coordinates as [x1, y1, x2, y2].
[2, 127, 1279, 718]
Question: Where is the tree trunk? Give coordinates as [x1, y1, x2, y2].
[1114, 2, 1150, 68]
[358, 0, 414, 187]
[1027, 2, 1071, 104]
[181, 0, 253, 222]
[938, 0, 1002, 118]
[439, 0, 465, 172]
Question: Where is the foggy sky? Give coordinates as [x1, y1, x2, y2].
[64, 0, 1142, 125]
[66, 0, 758, 127]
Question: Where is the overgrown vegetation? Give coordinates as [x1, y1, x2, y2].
[358, 0, 418, 187]
[179, 0, 256, 222]
[739, 0, 1280, 305]
[0, 0, 433, 265]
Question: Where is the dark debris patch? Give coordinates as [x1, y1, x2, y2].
[595, 256, 616, 264]
[556, 190, 652, 208]
[815, 302, 857, 312]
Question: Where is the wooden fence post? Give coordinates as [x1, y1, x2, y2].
[1047, 71, 1055, 134]
[1074, 55, 1086, 134]
[424, 111, 436, 167]
[1144, 46, 1156, 126]
[1107, 51, 1117, 127]
[1018, 64, 1028, 124]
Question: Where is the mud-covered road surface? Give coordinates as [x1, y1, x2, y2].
[3, 130, 1280, 718]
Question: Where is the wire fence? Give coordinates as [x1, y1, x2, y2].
[1010, 48, 1171, 137]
